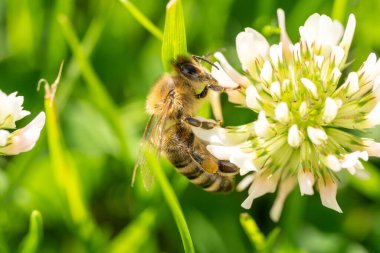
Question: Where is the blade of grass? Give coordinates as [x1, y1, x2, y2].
[20, 210, 43, 253]
[58, 15, 131, 161]
[161, 0, 187, 71]
[240, 213, 266, 253]
[109, 207, 157, 253]
[56, 4, 108, 109]
[42, 64, 89, 225]
[332, 0, 348, 22]
[146, 152, 194, 253]
[119, 0, 163, 40]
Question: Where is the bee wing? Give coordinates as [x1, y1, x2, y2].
[132, 93, 173, 190]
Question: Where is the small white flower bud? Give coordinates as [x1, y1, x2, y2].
[270, 43, 283, 66]
[322, 97, 338, 123]
[270, 81, 281, 98]
[331, 67, 342, 84]
[307, 126, 328, 146]
[314, 55, 324, 69]
[245, 85, 261, 111]
[301, 78, 319, 99]
[260, 60, 273, 83]
[332, 46, 345, 66]
[299, 101, 308, 118]
[289, 43, 301, 62]
[254, 111, 274, 137]
[339, 14, 356, 55]
[288, 124, 303, 148]
[345, 72, 359, 97]
[0, 130, 10, 146]
[275, 102, 290, 124]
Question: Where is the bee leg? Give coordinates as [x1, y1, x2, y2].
[190, 138, 219, 174]
[196, 84, 242, 99]
[183, 116, 217, 130]
[218, 160, 239, 175]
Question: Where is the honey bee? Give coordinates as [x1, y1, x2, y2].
[133, 55, 239, 192]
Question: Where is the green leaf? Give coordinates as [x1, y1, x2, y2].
[161, 0, 187, 71]
[20, 210, 43, 253]
[119, 0, 163, 40]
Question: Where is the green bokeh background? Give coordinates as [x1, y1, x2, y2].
[1, 0, 380, 252]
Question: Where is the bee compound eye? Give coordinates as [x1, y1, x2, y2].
[181, 64, 199, 76]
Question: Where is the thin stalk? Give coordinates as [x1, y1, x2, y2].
[147, 154, 194, 253]
[58, 15, 131, 161]
[332, 0, 348, 22]
[119, 0, 163, 40]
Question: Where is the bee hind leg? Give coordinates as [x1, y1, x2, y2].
[218, 160, 239, 175]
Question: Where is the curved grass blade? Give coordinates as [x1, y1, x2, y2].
[20, 210, 43, 253]
[146, 152, 195, 253]
[161, 0, 187, 71]
[240, 213, 266, 252]
[119, 0, 163, 40]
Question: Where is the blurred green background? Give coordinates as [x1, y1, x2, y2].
[1, 0, 380, 252]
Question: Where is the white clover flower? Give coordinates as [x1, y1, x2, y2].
[194, 10, 380, 221]
[0, 90, 45, 156]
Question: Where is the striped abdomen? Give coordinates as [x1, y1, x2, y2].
[163, 123, 237, 192]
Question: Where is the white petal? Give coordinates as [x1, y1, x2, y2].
[0, 112, 45, 155]
[318, 178, 342, 213]
[339, 14, 356, 53]
[226, 90, 246, 105]
[322, 97, 338, 123]
[0, 130, 10, 147]
[322, 155, 342, 172]
[301, 78, 319, 99]
[288, 124, 303, 148]
[363, 140, 380, 157]
[298, 170, 315, 195]
[365, 102, 380, 127]
[245, 85, 261, 111]
[242, 171, 280, 209]
[230, 152, 257, 175]
[236, 28, 269, 73]
[307, 126, 328, 145]
[214, 52, 250, 86]
[206, 145, 242, 160]
[211, 62, 239, 88]
[191, 121, 249, 146]
[275, 102, 290, 124]
[270, 177, 297, 222]
[237, 174, 254, 192]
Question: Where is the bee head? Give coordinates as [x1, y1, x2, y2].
[173, 56, 217, 84]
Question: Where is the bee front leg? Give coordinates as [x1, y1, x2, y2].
[182, 116, 219, 130]
[196, 84, 241, 99]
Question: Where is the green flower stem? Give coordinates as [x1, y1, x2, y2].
[147, 154, 195, 253]
[58, 15, 131, 161]
[44, 87, 89, 225]
[332, 0, 348, 22]
[20, 210, 43, 253]
[119, 0, 163, 41]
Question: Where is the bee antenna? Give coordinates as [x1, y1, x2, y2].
[192, 55, 219, 70]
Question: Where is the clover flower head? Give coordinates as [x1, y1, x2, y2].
[193, 10, 380, 221]
[0, 90, 45, 156]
